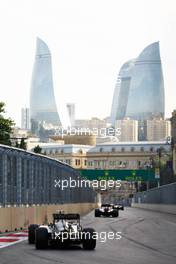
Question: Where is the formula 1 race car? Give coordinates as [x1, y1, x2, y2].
[113, 204, 124, 211]
[94, 204, 119, 217]
[28, 212, 96, 250]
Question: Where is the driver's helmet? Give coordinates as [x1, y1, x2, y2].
[55, 219, 69, 231]
[55, 220, 65, 231]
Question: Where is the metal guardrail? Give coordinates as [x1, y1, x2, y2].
[0, 145, 95, 207]
[133, 182, 176, 204]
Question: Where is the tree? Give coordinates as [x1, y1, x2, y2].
[0, 102, 14, 146]
[33, 145, 42, 154]
[15, 140, 19, 148]
[19, 138, 27, 150]
[15, 138, 27, 150]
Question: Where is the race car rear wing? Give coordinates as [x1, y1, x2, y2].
[53, 213, 80, 220]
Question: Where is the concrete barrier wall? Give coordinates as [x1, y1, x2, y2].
[132, 203, 176, 215]
[133, 182, 176, 204]
[0, 203, 96, 232]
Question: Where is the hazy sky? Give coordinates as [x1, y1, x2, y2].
[0, 0, 176, 126]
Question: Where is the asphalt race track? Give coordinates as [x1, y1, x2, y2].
[0, 208, 176, 264]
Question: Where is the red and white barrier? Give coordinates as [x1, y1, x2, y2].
[0, 231, 28, 249]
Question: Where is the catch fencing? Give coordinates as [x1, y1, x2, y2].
[0, 145, 95, 207]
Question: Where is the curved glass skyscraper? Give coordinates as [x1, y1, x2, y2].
[110, 42, 165, 126]
[30, 38, 61, 127]
[110, 59, 135, 123]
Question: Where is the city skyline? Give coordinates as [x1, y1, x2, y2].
[0, 0, 176, 127]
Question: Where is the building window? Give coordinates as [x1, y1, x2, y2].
[110, 160, 116, 166]
[119, 161, 127, 168]
[88, 161, 93, 167]
[121, 147, 125, 152]
[65, 159, 71, 165]
[150, 147, 154, 152]
[131, 147, 135, 152]
[137, 160, 141, 168]
[75, 159, 81, 166]
[84, 160, 87, 166]
[140, 147, 144, 152]
[112, 147, 115, 152]
[78, 149, 83, 154]
[99, 147, 103, 152]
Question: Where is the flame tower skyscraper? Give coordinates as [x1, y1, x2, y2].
[110, 42, 165, 126]
[30, 38, 61, 128]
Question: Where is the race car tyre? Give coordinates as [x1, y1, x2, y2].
[82, 228, 96, 250]
[112, 210, 119, 217]
[94, 209, 100, 217]
[35, 228, 48, 249]
[28, 224, 39, 244]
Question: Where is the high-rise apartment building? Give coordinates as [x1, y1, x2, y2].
[116, 118, 138, 142]
[66, 103, 75, 127]
[21, 108, 30, 130]
[146, 119, 171, 141]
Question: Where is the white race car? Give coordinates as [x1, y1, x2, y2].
[94, 204, 119, 217]
[28, 213, 96, 250]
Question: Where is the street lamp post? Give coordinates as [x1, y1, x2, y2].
[157, 148, 162, 187]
